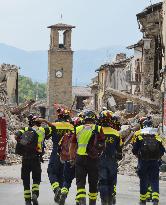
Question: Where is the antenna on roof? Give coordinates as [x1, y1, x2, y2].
[60, 13, 63, 22]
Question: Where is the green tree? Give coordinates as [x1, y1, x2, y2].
[18, 75, 46, 103]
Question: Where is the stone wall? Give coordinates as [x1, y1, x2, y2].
[137, 3, 163, 98]
[0, 64, 18, 105]
[163, 0, 166, 67]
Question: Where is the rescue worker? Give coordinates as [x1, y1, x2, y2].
[132, 125, 165, 205]
[109, 112, 122, 201]
[58, 116, 84, 205]
[132, 117, 153, 202]
[47, 108, 74, 203]
[111, 114, 121, 131]
[98, 110, 122, 205]
[70, 110, 105, 205]
[15, 115, 55, 205]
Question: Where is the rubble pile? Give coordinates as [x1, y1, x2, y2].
[118, 144, 137, 176]
[1, 104, 28, 164]
[0, 81, 8, 104]
[43, 139, 53, 161]
[0, 63, 37, 163]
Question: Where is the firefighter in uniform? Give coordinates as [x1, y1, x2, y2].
[98, 110, 122, 205]
[132, 125, 165, 205]
[47, 108, 74, 203]
[58, 116, 84, 205]
[70, 110, 105, 205]
[132, 117, 154, 202]
[15, 115, 55, 205]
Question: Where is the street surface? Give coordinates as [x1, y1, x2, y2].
[0, 163, 166, 205]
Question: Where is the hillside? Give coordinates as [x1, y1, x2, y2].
[0, 43, 131, 85]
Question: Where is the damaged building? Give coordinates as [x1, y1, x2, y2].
[136, 2, 163, 99]
[92, 2, 165, 113]
[127, 40, 143, 95]
[0, 64, 18, 105]
[95, 53, 131, 111]
[72, 86, 93, 110]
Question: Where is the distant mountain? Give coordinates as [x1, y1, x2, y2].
[0, 43, 131, 85]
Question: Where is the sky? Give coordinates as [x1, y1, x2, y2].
[0, 0, 162, 51]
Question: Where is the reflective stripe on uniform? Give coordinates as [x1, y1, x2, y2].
[19, 127, 29, 134]
[24, 190, 31, 199]
[138, 135, 143, 141]
[61, 187, 69, 194]
[51, 182, 59, 190]
[102, 127, 119, 136]
[77, 188, 86, 194]
[32, 184, 39, 191]
[76, 188, 86, 200]
[19, 129, 25, 133]
[152, 192, 159, 200]
[52, 122, 74, 131]
[155, 135, 162, 142]
[114, 185, 116, 194]
[88, 192, 97, 200]
[132, 130, 141, 143]
[140, 194, 146, 201]
[76, 194, 86, 200]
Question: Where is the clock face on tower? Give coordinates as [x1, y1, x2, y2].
[55, 70, 63, 78]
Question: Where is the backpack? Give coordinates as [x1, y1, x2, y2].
[87, 125, 105, 159]
[15, 128, 38, 156]
[58, 132, 74, 162]
[139, 134, 161, 160]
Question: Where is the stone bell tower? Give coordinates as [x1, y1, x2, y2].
[47, 23, 75, 119]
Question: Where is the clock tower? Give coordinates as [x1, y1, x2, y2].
[47, 23, 75, 119]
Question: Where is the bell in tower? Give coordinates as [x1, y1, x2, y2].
[47, 23, 75, 120]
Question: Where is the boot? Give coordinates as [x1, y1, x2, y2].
[146, 197, 152, 202]
[112, 196, 116, 205]
[89, 199, 96, 205]
[54, 187, 61, 203]
[32, 194, 38, 205]
[139, 201, 146, 205]
[25, 199, 32, 205]
[79, 198, 86, 205]
[152, 200, 159, 205]
[59, 192, 67, 205]
[101, 199, 110, 205]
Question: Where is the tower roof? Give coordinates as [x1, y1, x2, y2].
[47, 23, 75, 30]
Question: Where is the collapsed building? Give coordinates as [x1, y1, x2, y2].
[72, 86, 93, 110]
[136, 2, 163, 99]
[94, 53, 133, 111]
[92, 2, 164, 114]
